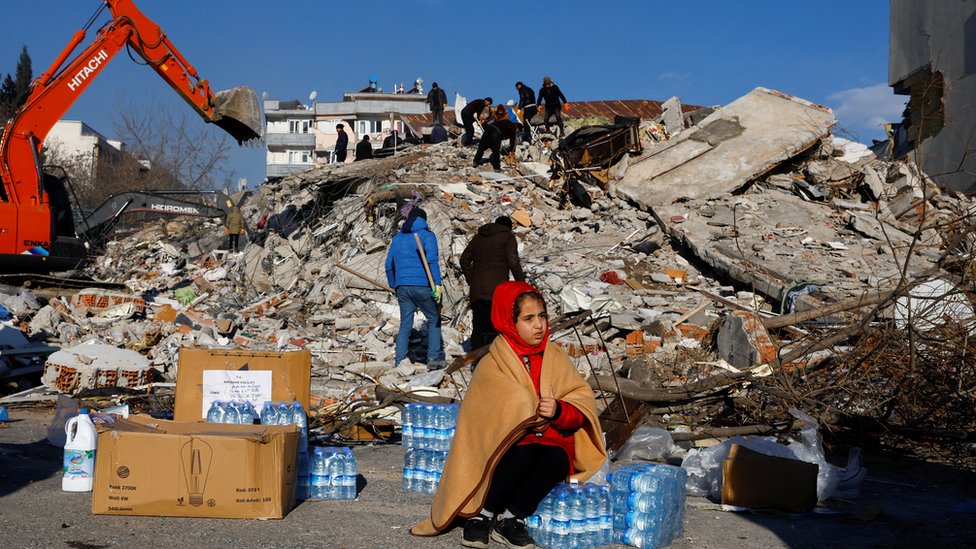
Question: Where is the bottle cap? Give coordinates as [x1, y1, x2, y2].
[79, 408, 89, 414]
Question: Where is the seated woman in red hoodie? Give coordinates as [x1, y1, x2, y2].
[410, 281, 607, 549]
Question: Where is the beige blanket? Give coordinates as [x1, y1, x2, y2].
[410, 337, 607, 536]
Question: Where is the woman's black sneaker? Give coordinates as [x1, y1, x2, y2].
[461, 515, 492, 548]
[490, 517, 536, 548]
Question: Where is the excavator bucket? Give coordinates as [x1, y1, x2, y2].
[211, 86, 264, 144]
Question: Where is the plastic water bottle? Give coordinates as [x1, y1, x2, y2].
[569, 483, 586, 548]
[276, 402, 293, 425]
[260, 401, 277, 425]
[239, 401, 257, 425]
[295, 448, 310, 500]
[599, 485, 613, 546]
[430, 451, 444, 492]
[583, 485, 600, 548]
[417, 449, 434, 494]
[551, 486, 571, 548]
[206, 401, 224, 423]
[62, 409, 97, 492]
[310, 447, 329, 499]
[292, 402, 308, 451]
[342, 447, 357, 499]
[223, 401, 241, 425]
[403, 448, 418, 491]
[401, 404, 415, 448]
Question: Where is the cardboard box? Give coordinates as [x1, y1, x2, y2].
[721, 443, 818, 512]
[92, 414, 298, 519]
[175, 347, 311, 422]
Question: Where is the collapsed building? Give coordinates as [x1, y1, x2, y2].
[2, 85, 974, 470]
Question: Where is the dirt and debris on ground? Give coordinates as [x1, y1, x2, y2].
[1, 87, 975, 534]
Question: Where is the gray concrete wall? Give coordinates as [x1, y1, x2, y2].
[890, 0, 976, 191]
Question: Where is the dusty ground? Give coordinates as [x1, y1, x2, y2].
[1, 407, 975, 549]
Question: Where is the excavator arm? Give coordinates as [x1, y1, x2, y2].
[0, 0, 262, 273]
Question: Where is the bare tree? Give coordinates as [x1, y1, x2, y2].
[113, 96, 236, 191]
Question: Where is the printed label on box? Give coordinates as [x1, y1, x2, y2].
[201, 370, 273, 415]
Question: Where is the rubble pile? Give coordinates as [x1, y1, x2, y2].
[2, 87, 974, 462]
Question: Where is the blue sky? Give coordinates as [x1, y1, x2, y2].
[1, 0, 903, 189]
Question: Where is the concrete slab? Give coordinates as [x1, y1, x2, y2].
[616, 88, 834, 208]
[657, 192, 941, 307]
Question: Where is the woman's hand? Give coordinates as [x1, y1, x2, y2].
[538, 396, 557, 419]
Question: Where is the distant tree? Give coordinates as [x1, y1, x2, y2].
[0, 74, 15, 122]
[0, 46, 33, 123]
[13, 46, 32, 109]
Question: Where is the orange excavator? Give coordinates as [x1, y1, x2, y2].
[0, 0, 263, 274]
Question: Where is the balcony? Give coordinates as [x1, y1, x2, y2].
[266, 132, 315, 149]
[266, 163, 313, 178]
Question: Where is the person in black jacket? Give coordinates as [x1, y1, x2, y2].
[355, 135, 373, 161]
[515, 81, 537, 141]
[538, 76, 567, 136]
[474, 109, 518, 170]
[425, 82, 448, 126]
[460, 216, 526, 349]
[383, 130, 403, 149]
[334, 124, 348, 163]
[460, 97, 492, 146]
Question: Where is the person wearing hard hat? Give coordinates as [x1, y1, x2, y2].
[537, 76, 568, 137]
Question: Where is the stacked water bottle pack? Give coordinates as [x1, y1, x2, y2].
[401, 403, 458, 494]
[310, 446, 358, 500]
[526, 481, 613, 549]
[205, 400, 259, 424]
[608, 463, 687, 549]
[206, 400, 311, 499]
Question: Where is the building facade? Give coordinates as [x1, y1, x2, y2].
[890, 0, 976, 191]
[264, 89, 431, 180]
[42, 120, 124, 183]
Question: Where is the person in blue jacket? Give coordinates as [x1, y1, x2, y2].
[385, 207, 446, 369]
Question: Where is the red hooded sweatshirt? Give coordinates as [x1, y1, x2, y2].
[490, 281, 585, 471]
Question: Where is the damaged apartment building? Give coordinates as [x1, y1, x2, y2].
[889, 0, 976, 191]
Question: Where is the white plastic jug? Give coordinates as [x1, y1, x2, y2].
[62, 409, 98, 492]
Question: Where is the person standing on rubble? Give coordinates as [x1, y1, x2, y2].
[355, 135, 373, 161]
[460, 97, 492, 146]
[460, 216, 525, 350]
[538, 76, 567, 136]
[426, 82, 448, 126]
[515, 81, 537, 141]
[334, 124, 349, 163]
[410, 281, 606, 548]
[385, 207, 446, 370]
[224, 205, 245, 252]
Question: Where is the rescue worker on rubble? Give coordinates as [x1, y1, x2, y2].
[224, 205, 245, 252]
[538, 76, 568, 136]
[334, 123, 349, 163]
[474, 108, 518, 170]
[356, 135, 373, 161]
[460, 97, 492, 146]
[426, 82, 448, 126]
[460, 215, 525, 350]
[386, 206, 446, 370]
[515, 81, 537, 141]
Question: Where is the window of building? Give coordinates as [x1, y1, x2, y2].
[289, 119, 310, 134]
[287, 150, 311, 164]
